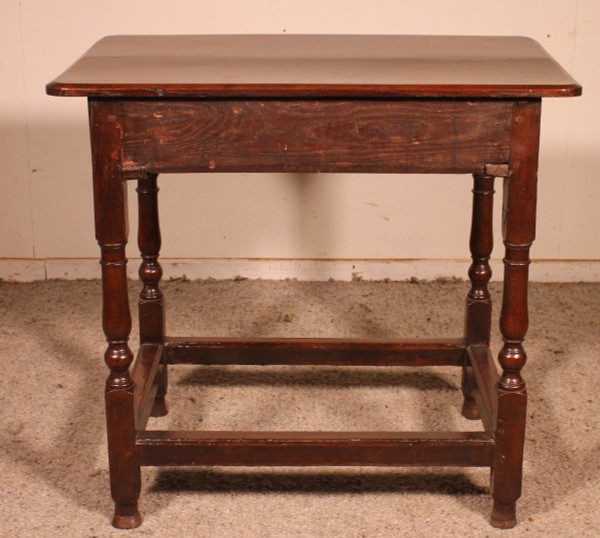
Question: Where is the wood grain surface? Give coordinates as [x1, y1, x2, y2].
[137, 430, 495, 467]
[119, 99, 512, 174]
[164, 336, 466, 366]
[46, 35, 581, 98]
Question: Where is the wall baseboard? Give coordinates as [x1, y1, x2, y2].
[1, 258, 600, 282]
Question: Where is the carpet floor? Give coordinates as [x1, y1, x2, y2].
[0, 279, 599, 537]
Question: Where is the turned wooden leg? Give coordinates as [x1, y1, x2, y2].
[90, 100, 142, 529]
[101, 241, 141, 529]
[462, 173, 495, 420]
[137, 173, 168, 417]
[490, 100, 541, 529]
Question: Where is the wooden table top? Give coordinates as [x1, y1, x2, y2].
[46, 35, 581, 99]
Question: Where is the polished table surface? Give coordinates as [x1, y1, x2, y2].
[46, 35, 581, 98]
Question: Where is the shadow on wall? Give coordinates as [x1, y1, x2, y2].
[1, 119, 478, 264]
[4, 117, 600, 266]
[0, 119, 97, 258]
[155, 171, 474, 263]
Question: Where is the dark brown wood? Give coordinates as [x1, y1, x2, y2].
[118, 99, 511, 175]
[137, 430, 495, 467]
[46, 35, 581, 98]
[164, 337, 466, 366]
[466, 345, 499, 432]
[136, 173, 168, 417]
[151, 363, 168, 417]
[89, 100, 141, 530]
[490, 100, 541, 529]
[460, 365, 480, 420]
[131, 343, 162, 431]
[462, 173, 495, 419]
[47, 35, 580, 531]
[465, 173, 495, 345]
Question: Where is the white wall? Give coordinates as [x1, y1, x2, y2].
[1, 0, 598, 281]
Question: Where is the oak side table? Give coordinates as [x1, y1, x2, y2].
[46, 35, 581, 529]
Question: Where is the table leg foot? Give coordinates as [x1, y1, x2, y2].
[460, 366, 480, 420]
[461, 398, 480, 420]
[151, 395, 168, 417]
[112, 503, 142, 529]
[490, 500, 516, 529]
[150, 364, 168, 417]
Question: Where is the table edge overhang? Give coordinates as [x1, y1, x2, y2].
[45, 81, 582, 99]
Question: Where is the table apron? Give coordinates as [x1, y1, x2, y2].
[111, 99, 513, 175]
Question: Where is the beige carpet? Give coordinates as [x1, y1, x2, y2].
[1, 278, 599, 537]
